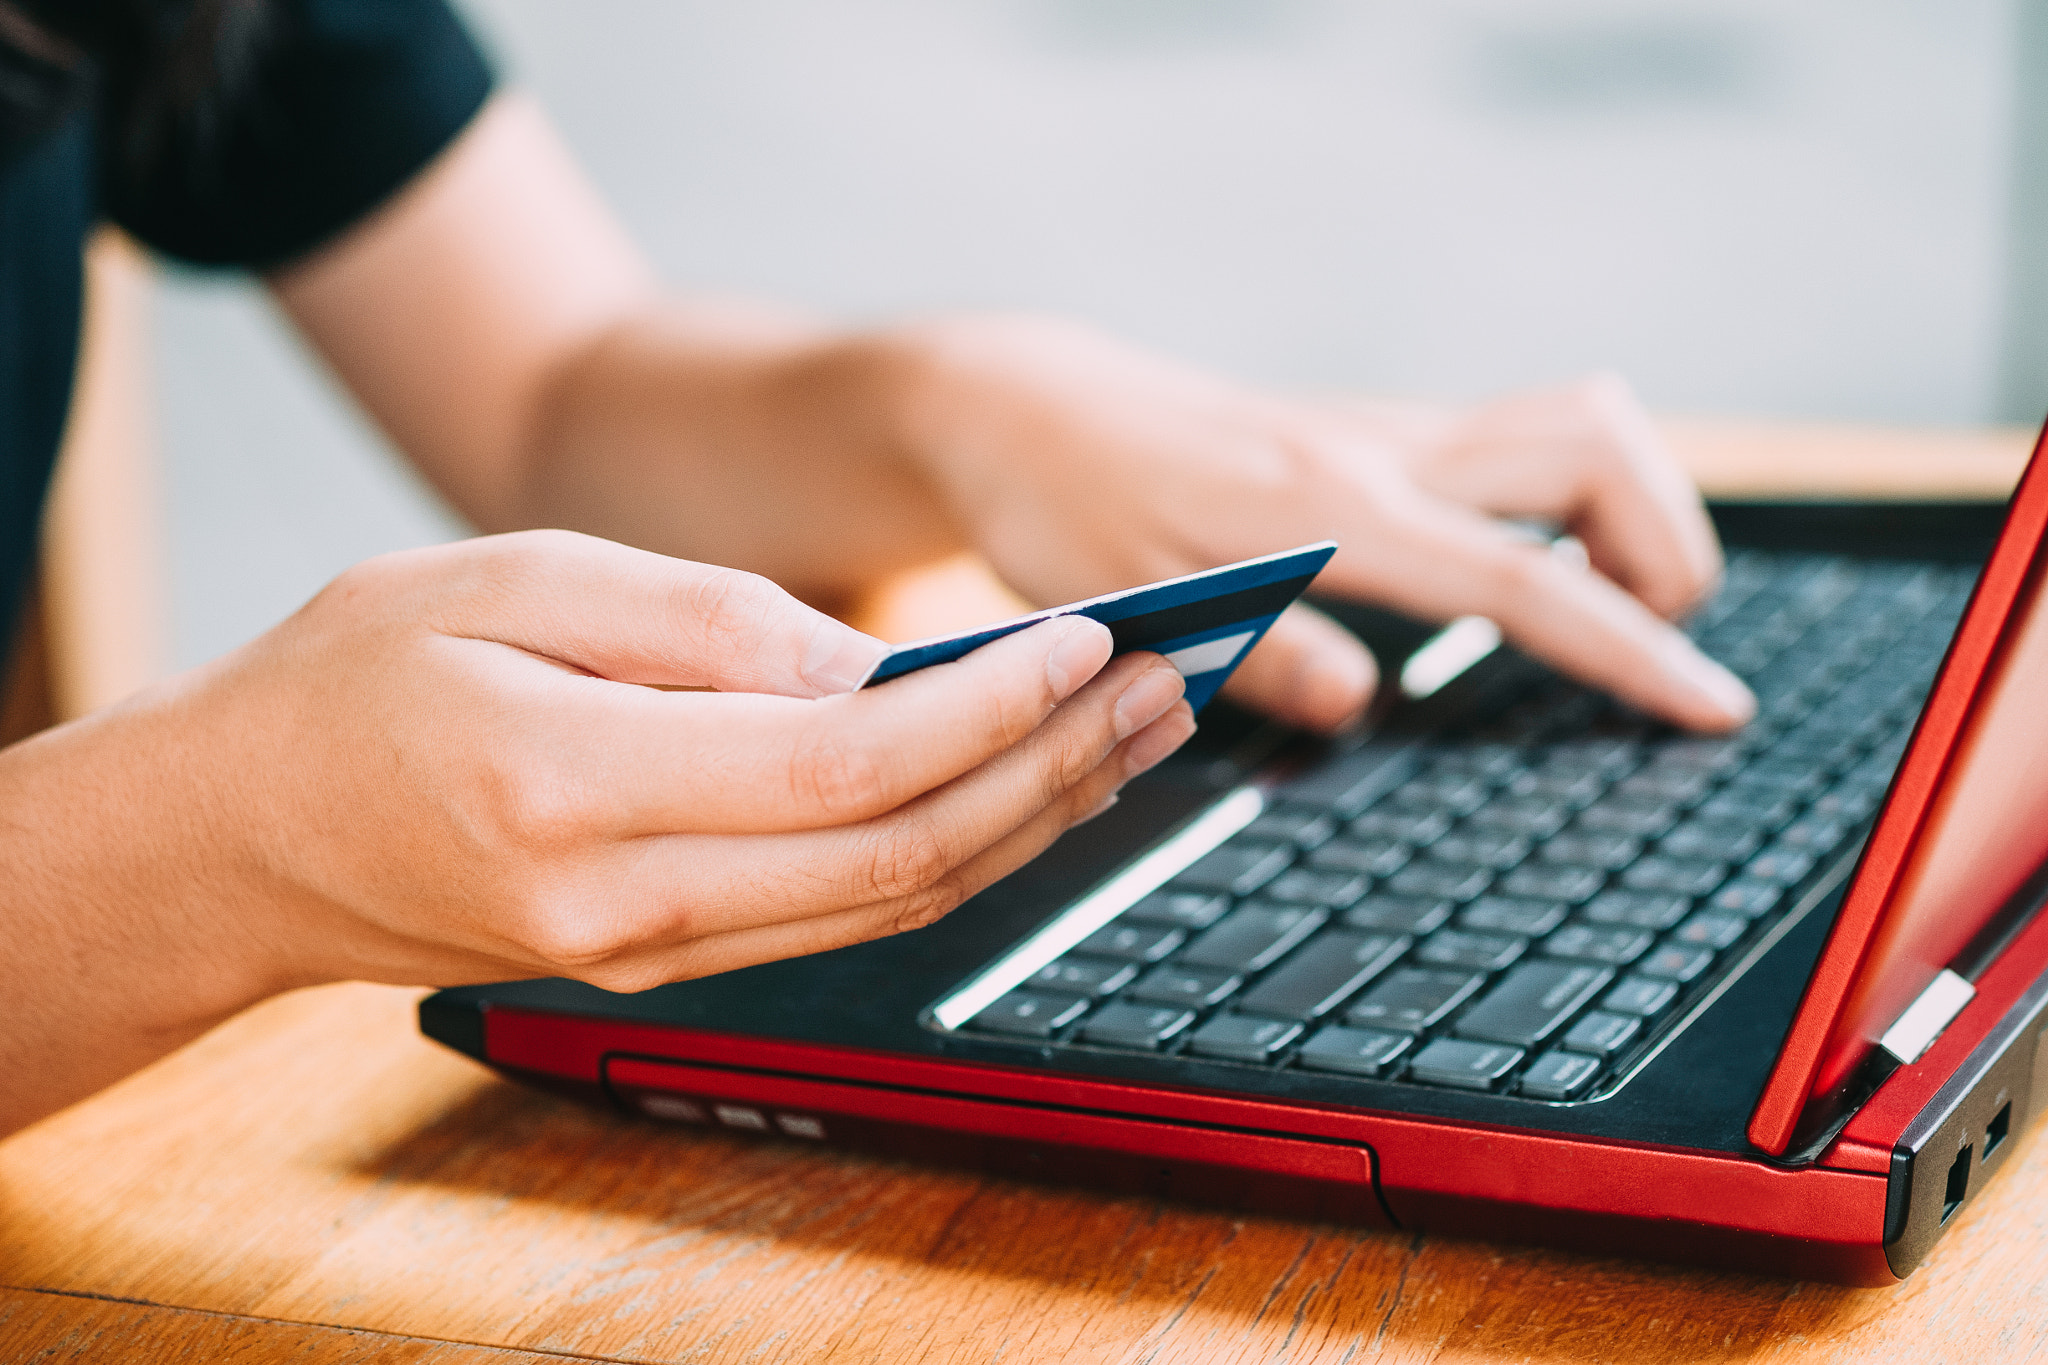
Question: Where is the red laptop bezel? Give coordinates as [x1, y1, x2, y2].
[1748, 427, 2048, 1155]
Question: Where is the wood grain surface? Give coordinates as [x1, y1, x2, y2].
[4, 980, 2047, 1364]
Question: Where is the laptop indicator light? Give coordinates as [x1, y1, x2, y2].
[1400, 616, 1503, 700]
[930, 786, 1267, 1030]
[1878, 968, 1976, 1065]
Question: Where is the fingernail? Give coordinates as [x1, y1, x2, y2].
[1113, 665, 1186, 740]
[1045, 616, 1114, 703]
[1662, 634, 1756, 724]
[805, 626, 890, 694]
[1123, 704, 1197, 778]
[1073, 792, 1121, 827]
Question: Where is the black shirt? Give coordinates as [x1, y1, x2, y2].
[0, 0, 492, 659]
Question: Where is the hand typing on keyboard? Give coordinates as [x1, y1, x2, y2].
[878, 317, 1754, 733]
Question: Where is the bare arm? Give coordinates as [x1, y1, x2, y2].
[274, 92, 1751, 735]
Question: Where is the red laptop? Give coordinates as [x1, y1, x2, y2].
[422, 427, 2048, 1286]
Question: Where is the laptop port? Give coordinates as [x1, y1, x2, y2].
[1987, 1102, 2012, 1157]
[1942, 1144, 1972, 1223]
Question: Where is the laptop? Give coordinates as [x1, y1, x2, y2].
[421, 425, 2048, 1286]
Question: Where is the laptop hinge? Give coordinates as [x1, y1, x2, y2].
[1878, 969, 1976, 1065]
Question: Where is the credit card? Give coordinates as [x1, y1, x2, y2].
[859, 541, 1337, 712]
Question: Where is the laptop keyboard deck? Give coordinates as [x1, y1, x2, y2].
[943, 550, 1977, 1102]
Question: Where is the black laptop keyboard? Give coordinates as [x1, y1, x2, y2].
[952, 551, 1978, 1101]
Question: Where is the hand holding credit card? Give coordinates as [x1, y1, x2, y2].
[859, 542, 1338, 712]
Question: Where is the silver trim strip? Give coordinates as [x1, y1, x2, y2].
[931, 787, 1266, 1030]
[1880, 968, 1976, 1064]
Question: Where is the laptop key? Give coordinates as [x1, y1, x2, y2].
[1417, 929, 1527, 972]
[1388, 776, 1490, 815]
[1603, 974, 1680, 1017]
[1454, 960, 1612, 1048]
[1460, 897, 1569, 937]
[1561, 1010, 1641, 1057]
[1173, 843, 1294, 897]
[1638, 943, 1716, 983]
[1185, 1014, 1302, 1063]
[1129, 965, 1242, 1008]
[1659, 821, 1763, 863]
[1615, 769, 1711, 804]
[1310, 837, 1413, 878]
[1542, 833, 1640, 870]
[1466, 797, 1570, 839]
[1295, 1025, 1414, 1077]
[1620, 856, 1728, 897]
[1238, 931, 1411, 1020]
[1262, 868, 1369, 909]
[1124, 891, 1231, 932]
[1350, 807, 1453, 845]
[1575, 800, 1679, 838]
[971, 992, 1089, 1038]
[1343, 895, 1455, 937]
[1509, 770, 1605, 806]
[1520, 1050, 1603, 1100]
[1347, 968, 1488, 1032]
[1543, 924, 1654, 966]
[1409, 1038, 1525, 1091]
[1179, 903, 1328, 974]
[1279, 742, 1419, 816]
[1707, 879, 1782, 920]
[1077, 1002, 1197, 1050]
[1389, 862, 1494, 902]
[1241, 807, 1339, 850]
[1074, 921, 1186, 964]
[1696, 791, 1797, 830]
[1581, 891, 1690, 931]
[1672, 911, 1747, 951]
[1428, 832, 1531, 870]
[1745, 846, 1817, 886]
[1030, 957, 1138, 998]
[1498, 863, 1605, 903]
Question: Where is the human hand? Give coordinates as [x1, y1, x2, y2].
[875, 316, 1751, 735]
[82, 531, 1195, 998]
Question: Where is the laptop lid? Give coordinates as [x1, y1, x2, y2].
[1748, 423, 2048, 1156]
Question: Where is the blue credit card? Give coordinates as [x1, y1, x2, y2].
[859, 541, 1338, 712]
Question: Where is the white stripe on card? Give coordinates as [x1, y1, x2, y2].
[1163, 630, 1254, 678]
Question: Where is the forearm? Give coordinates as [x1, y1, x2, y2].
[508, 309, 964, 609]
[0, 685, 293, 1135]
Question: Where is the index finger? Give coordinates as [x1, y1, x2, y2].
[1322, 491, 1754, 732]
[519, 613, 1121, 836]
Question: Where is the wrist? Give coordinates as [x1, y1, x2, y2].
[0, 679, 308, 1055]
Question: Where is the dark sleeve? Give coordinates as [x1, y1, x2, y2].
[102, 0, 495, 270]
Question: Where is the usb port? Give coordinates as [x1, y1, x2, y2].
[1942, 1144, 1973, 1223]
[1987, 1102, 2012, 1157]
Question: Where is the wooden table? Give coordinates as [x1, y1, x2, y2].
[3, 423, 2042, 1364]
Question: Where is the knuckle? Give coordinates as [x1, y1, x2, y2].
[517, 887, 631, 971]
[857, 819, 954, 903]
[680, 567, 783, 645]
[482, 757, 591, 852]
[890, 876, 969, 935]
[793, 728, 896, 822]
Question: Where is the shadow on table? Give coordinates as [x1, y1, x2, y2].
[338, 1075, 1903, 1363]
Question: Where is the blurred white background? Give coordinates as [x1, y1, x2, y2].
[152, 0, 2039, 667]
